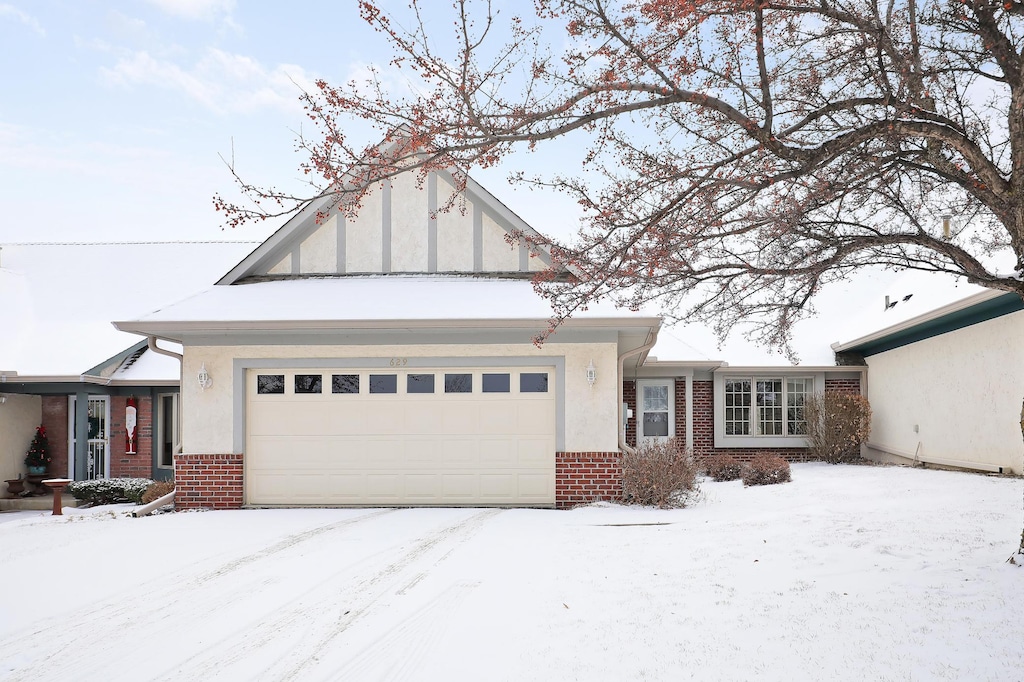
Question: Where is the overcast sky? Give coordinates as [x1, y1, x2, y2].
[0, 0, 917, 362]
[0, 0, 584, 245]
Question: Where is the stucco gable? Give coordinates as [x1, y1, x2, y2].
[219, 167, 558, 284]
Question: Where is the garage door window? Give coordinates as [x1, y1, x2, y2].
[331, 374, 359, 394]
[520, 372, 549, 393]
[445, 373, 472, 393]
[295, 374, 323, 394]
[369, 374, 397, 394]
[482, 373, 510, 393]
[257, 375, 285, 394]
[407, 374, 435, 394]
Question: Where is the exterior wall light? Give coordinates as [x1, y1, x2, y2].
[198, 363, 213, 391]
[586, 360, 597, 387]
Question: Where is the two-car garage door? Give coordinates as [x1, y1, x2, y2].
[245, 365, 556, 506]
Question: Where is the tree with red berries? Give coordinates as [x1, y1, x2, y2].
[216, 0, 1024, 556]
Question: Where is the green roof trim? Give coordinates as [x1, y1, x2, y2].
[84, 339, 149, 377]
[849, 292, 1024, 356]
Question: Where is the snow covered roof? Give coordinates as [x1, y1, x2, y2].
[117, 275, 661, 337]
[831, 270, 1010, 355]
[0, 241, 259, 378]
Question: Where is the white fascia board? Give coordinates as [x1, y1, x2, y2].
[640, 360, 727, 370]
[1, 374, 179, 387]
[113, 317, 663, 341]
[831, 287, 1004, 353]
[713, 365, 865, 374]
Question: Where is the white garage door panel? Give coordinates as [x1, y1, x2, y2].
[246, 367, 557, 505]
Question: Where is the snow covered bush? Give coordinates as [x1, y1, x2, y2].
[803, 392, 872, 464]
[67, 478, 154, 505]
[703, 454, 743, 481]
[621, 438, 700, 508]
[141, 480, 175, 505]
[742, 454, 791, 486]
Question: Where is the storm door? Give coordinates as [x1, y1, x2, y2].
[638, 380, 674, 447]
[70, 396, 110, 479]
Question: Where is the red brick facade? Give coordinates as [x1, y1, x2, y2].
[555, 451, 622, 508]
[39, 394, 156, 479]
[174, 453, 244, 510]
[109, 396, 153, 479]
[624, 375, 862, 464]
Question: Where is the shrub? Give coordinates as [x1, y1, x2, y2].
[621, 438, 701, 508]
[141, 480, 175, 505]
[742, 454, 791, 486]
[67, 478, 154, 505]
[704, 454, 743, 481]
[803, 392, 872, 464]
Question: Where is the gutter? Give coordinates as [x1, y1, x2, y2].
[617, 328, 660, 456]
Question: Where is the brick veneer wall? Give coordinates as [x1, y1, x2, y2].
[41, 396, 69, 477]
[625, 375, 862, 464]
[824, 378, 861, 394]
[175, 454, 243, 510]
[622, 381, 637, 448]
[623, 379, 690, 448]
[109, 396, 153, 479]
[555, 451, 622, 508]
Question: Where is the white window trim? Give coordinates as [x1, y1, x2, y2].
[637, 379, 675, 445]
[713, 372, 824, 448]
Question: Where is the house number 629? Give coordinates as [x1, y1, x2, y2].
[389, 358, 408, 367]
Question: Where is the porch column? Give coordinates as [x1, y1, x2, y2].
[74, 390, 89, 480]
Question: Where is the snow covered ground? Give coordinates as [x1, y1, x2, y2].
[0, 463, 1021, 681]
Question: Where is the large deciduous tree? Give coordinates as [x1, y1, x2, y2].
[215, 0, 1024, 553]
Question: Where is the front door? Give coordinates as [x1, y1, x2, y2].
[70, 396, 110, 479]
[638, 380, 674, 447]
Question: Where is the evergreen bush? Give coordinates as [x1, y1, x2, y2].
[67, 478, 154, 505]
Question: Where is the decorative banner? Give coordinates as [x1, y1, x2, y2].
[126, 396, 138, 455]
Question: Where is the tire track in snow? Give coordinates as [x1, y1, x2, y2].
[328, 581, 480, 681]
[157, 508, 503, 682]
[276, 507, 503, 681]
[0, 508, 397, 681]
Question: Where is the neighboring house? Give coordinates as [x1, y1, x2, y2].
[0, 241, 258, 486]
[833, 271, 1024, 475]
[111, 160, 862, 510]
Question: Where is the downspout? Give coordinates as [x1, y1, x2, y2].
[618, 328, 660, 456]
[147, 336, 183, 499]
[131, 489, 175, 517]
[148, 337, 183, 362]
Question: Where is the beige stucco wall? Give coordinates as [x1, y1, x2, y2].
[181, 341, 620, 456]
[436, 179, 475, 272]
[0, 394, 41, 481]
[481, 213, 519, 271]
[346, 183, 384, 273]
[864, 310, 1024, 474]
[300, 215, 337, 273]
[390, 171, 429, 272]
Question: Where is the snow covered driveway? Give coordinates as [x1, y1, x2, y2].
[0, 464, 1022, 681]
